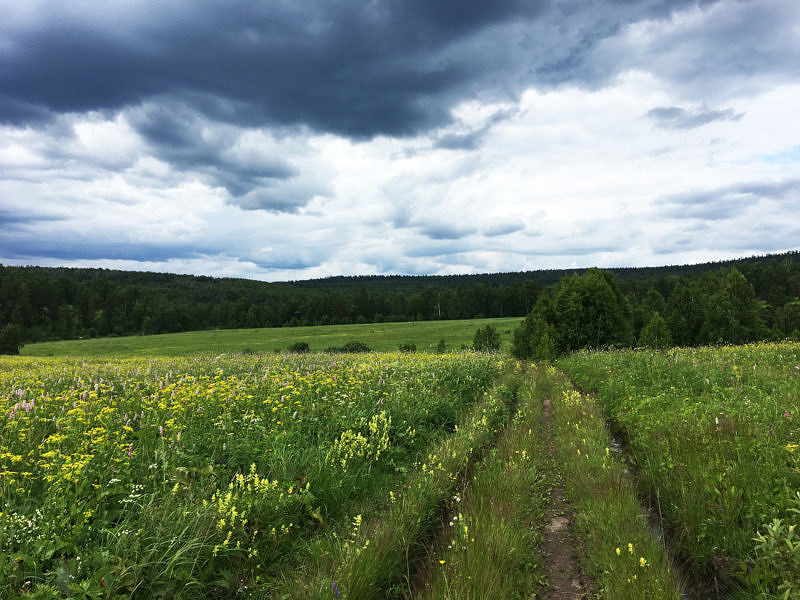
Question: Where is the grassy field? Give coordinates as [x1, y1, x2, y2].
[19, 317, 523, 357]
[1, 350, 688, 599]
[0, 352, 505, 598]
[560, 342, 800, 598]
[11, 330, 797, 597]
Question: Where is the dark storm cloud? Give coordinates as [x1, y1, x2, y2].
[659, 179, 800, 220]
[0, 0, 732, 140]
[126, 102, 297, 198]
[646, 106, 743, 129]
[0, 1, 545, 138]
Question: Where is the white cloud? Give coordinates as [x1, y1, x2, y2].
[1, 0, 798, 279]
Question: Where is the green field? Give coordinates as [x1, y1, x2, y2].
[19, 317, 523, 357]
[560, 342, 800, 597]
[5, 338, 799, 598]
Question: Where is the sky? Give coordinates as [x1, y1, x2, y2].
[1, 0, 799, 281]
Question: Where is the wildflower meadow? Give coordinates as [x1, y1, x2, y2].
[1, 352, 502, 598]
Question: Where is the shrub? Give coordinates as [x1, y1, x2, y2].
[288, 341, 310, 353]
[0, 323, 22, 355]
[473, 325, 500, 352]
[399, 342, 416, 353]
[326, 341, 372, 353]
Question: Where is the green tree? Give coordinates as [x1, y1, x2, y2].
[473, 325, 500, 352]
[639, 311, 672, 349]
[0, 323, 22, 355]
[512, 315, 557, 360]
[703, 268, 764, 344]
[512, 269, 632, 359]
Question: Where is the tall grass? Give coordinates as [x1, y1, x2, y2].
[559, 342, 800, 597]
[277, 371, 518, 599]
[0, 352, 504, 598]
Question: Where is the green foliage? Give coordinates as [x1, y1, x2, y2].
[639, 311, 672, 349]
[542, 366, 682, 597]
[513, 268, 632, 358]
[285, 370, 515, 599]
[702, 267, 764, 344]
[3, 251, 800, 347]
[472, 324, 500, 352]
[747, 500, 800, 599]
[0, 323, 22, 354]
[398, 342, 416, 353]
[0, 352, 504, 598]
[421, 370, 556, 600]
[559, 342, 800, 595]
[288, 341, 310, 353]
[327, 340, 372, 353]
[435, 337, 446, 353]
[512, 314, 557, 360]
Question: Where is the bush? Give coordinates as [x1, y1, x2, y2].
[0, 323, 22, 355]
[399, 342, 416, 353]
[436, 338, 446, 353]
[326, 341, 372, 353]
[288, 341, 310, 353]
[473, 325, 500, 352]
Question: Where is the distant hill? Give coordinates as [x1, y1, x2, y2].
[1, 250, 799, 348]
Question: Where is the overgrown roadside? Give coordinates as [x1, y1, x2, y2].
[273, 368, 520, 599]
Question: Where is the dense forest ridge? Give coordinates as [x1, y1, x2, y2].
[1, 250, 799, 351]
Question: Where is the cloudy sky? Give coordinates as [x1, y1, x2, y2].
[1, 0, 799, 281]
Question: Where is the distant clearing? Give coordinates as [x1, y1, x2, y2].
[20, 317, 523, 357]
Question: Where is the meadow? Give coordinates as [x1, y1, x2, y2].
[19, 318, 523, 358]
[1, 352, 504, 598]
[560, 342, 800, 598]
[5, 336, 798, 598]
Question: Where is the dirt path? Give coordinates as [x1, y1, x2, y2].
[539, 397, 594, 599]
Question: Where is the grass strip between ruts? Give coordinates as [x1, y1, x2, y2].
[541, 365, 684, 599]
[413, 364, 554, 599]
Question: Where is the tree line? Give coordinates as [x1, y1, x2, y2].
[512, 263, 800, 360]
[1, 251, 799, 354]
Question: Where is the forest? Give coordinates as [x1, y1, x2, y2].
[1, 251, 799, 353]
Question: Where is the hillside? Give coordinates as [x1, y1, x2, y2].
[1, 250, 799, 347]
